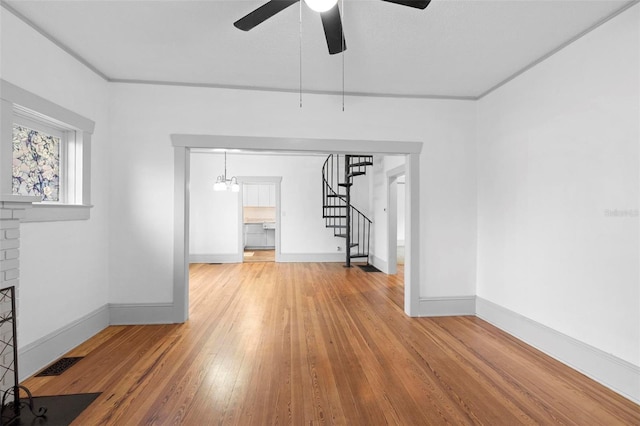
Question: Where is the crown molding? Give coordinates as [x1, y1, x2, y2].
[477, 0, 640, 99]
[2, 0, 638, 101]
[108, 78, 477, 101]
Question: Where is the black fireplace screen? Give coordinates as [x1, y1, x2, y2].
[0, 286, 46, 424]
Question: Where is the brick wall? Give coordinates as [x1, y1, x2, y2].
[0, 199, 32, 396]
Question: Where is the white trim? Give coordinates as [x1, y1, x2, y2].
[0, 195, 41, 204]
[1, 80, 95, 133]
[189, 254, 239, 264]
[0, 100, 15, 195]
[0, 2, 110, 81]
[2, 0, 637, 100]
[172, 134, 422, 155]
[415, 296, 477, 317]
[278, 253, 346, 263]
[173, 146, 189, 323]
[370, 255, 389, 275]
[404, 153, 420, 316]
[21, 203, 92, 222]
[18, 304, 109, 381]
[172, 135, 423, 322]
[386, 165, 407, 179]
[386, 164, 406, 276]
[236, 176, 282, 263]
[477, 1, 640, 99]
[387, 178, 397, 275]
[109, 303, 176, 325]
[476, 297, 640, 404]
[110, 79, 477, 101]
[1, 80, 95, 221]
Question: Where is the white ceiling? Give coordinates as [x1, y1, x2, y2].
[3, 0, 635, 98]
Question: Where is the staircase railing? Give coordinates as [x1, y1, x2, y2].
[347, 204, 372, 262]
[322, 154, 373, 266]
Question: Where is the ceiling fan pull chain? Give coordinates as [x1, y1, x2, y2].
[342, 0, 345, 111]
[299, 0, 303, 108]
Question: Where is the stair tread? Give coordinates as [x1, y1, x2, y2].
[327, 194, 346, 198]
[349, 161, 373, 167]
[347, 171, 366, 178]
[338, 183, 353, 187]
[323, 205, 347, 208]
[326, 225, 347, 228]
[323, 215, 347, 218]
[350, 253, 368, 258]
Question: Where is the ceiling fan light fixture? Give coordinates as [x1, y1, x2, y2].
[304, 0, 338, 13]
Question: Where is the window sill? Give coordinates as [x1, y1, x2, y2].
[21, 203, 93, 222]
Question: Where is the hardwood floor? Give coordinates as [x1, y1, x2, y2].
[243, 249, 275, 263]
[22, 263, 639, 425]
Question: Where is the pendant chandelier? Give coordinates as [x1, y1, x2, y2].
[213, 151, 239, 192]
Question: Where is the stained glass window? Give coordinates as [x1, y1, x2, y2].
[12, 124, 61, 201]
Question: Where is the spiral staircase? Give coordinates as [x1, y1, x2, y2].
[322, 154, 373, 267]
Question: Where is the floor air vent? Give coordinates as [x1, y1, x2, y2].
[36, 357, 83, 377]
[358, 264, 381, 273]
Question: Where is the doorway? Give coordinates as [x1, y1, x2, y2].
[387, 164, 406, 275]
[238, 177, 282, 263]
[173, 135, 423, 322]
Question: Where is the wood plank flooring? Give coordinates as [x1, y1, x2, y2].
[22, 263, 640, 425]
[243, 249, 275, 263]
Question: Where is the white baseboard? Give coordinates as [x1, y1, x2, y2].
[476, 297, 640, 404]
[371, 255, 389, 274]
[278, 253, 345, 263]
[109, 303, 176, 325]
[18, 304, 109, 381]
[18, 291, 638, 406]
[189, 253, 240, 263]
[416, 296, 476, 316]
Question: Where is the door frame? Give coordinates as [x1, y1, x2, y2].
[172, 134, 422, 322]
[386, 164, 406, 275]
[236, 176, 282, 262]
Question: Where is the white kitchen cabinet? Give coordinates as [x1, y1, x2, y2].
[268, 184, 275, 207]
[244, 223, 263, 248]
[244, 223, 275, 249]
[265, 229, 275, 246]
[245, 184, 259, 206]
[245, 233, 265, 248]
[258, 184, 269, 206]
[244, 183, 276, 207]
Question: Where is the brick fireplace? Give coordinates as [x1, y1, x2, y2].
[0, 195, 38, 395]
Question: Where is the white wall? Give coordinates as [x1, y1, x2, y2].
[477, 4, 639, 367]
[109, 83, 477, 304]
[3, 0, 636, 401]
[190, 152, 357, 257]
[190, 154, 239, 255]
[397, 180, 405, 244]
[0, 11, 110, 347]
[371, 155, 404, 270]
[190, 153, 238, 256]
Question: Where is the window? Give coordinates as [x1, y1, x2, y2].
[12, 120, 63, 202]
[1, 80, 94, 221]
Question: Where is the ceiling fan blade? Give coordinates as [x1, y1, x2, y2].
[234, 0, 300, 31]
[320, 4, 346, 55]
[380, 0, 431, 9]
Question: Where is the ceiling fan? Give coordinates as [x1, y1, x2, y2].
[234, 0, 431, 55]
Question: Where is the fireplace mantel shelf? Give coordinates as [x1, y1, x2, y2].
[0, 195, 41, 204]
